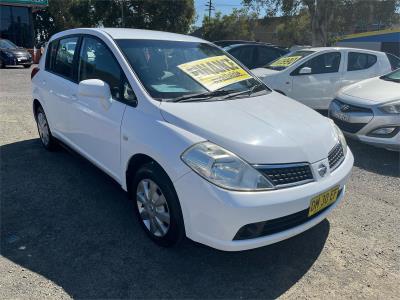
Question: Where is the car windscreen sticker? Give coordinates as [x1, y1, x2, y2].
[177, 55, 252, 91]
[269, 56, 302, 67]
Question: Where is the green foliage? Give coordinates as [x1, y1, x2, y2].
[244, 0, 400, 46]
[33, 0, 195, 43]
[275, 10, 311, 47]
[202, 9, 257, 41]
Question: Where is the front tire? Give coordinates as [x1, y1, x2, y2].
[131, 162, 185, 247]
[23, 64, 31, 69]
[35, 106, 57, 150]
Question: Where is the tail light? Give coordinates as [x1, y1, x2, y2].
[31, 67, 40, 80]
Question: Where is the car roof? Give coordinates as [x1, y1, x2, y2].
[304, 46, 385, 55]
[225, 43, 285, 50]
[51, 28, 208, 43]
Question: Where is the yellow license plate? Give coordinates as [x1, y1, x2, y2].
[308, 186, 340, 217]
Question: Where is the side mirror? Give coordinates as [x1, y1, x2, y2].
[299, 67, 312, 75]
[78, 79, 112, 110]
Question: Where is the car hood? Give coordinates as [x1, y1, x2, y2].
[339, 77, 400, 104]
[2, 48, 29, 56]
[251, 67, 280, 78]
[160, 92, 337, 164]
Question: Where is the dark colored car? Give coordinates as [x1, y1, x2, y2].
[0, 39, 33, 68]
[223, 43, 289, 69]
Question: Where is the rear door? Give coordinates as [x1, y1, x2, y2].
[41, 36, 79, 138]
[341, 51, 379, 87]
[69, 36, 134, 180]
[290, 51, 343, 109]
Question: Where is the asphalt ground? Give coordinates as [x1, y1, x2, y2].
[1, 66, 399, 299]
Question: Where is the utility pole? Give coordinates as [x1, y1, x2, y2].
[120, 0, 125, 27]
[205, 0, 215, 20]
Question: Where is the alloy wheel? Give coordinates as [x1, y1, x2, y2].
[136, 179, 171, 237]
[37, 111, 50, 146]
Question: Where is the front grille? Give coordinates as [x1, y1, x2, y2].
[330, 116, 367, 133]
[332, 99, 372, 113]
[328, 143, 344, 171]
[233, 189, 343, 240]
[257, 163, 314, 188]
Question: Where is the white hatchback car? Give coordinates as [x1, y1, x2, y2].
[252, 47, 399, 110]
[32, 28, 353, 251]
[329, 69, 400, 151]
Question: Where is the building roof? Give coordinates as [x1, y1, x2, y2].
[340, 28, 400, 43]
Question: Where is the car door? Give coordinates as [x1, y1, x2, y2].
[341, 51, 379, 87]
[41, 36, 79, 138]
[69, 36, 134, 180]
[289, 51, 343, 109]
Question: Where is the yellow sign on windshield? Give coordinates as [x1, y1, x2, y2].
[269, 56, 302, 67]
[177, 55, 252, 91]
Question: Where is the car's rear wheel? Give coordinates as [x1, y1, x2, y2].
[35, 106, 57, 150]
[131, 162, 185, 247]
[23, 64, 31, 68]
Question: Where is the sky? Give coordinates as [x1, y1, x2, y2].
[194, 0, 244, 26]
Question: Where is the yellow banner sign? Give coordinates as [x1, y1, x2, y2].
[270, 56, 302, 67]
[177, 55, 252, 91]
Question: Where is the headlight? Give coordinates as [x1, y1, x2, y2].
[181, 142, 274, 191]
[379, 100, 400, 114]
[333, 124, 348, 157]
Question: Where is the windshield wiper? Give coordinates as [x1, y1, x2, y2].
[169, 89, 234, 103]
[221, 83, 265, 99]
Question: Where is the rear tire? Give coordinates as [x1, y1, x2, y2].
[130, 162, 185, 247]
[23, 64, 31, 68]
[35, 106, 57, 151]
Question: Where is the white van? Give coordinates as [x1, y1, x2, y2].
[32, 28, 353, 251]
[252, 47, 399, 110]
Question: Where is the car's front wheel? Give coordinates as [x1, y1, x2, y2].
[131, 162, 185, 247]
[35, 105, 57, 150]
[23, 64, 31, 69]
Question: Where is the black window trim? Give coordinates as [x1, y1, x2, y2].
[290, 51, 342, 76]
[347, 51, 377, 72]
[45, 33, 137, 107]
[44, 34, 82, 84]
[78, 34, 137, 107]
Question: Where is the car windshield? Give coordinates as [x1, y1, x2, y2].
[117, 39, 268, 101]
[264, 50, 315, 71]
[0, 39, 17, 49]
[381, 68, 400, 83]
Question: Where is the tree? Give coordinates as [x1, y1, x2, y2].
[202, 9, 257, 41]
[243, 0, 400, 46]
[33, 0, 195, 44]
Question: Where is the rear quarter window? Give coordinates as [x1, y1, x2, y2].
[347, 52, 377, 71]
[386, 53, 400, 70]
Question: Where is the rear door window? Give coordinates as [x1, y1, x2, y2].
[229, 46, 255, 68]
[256, 46, 282, 67]
[347, 52, 377, 71]
[52, 37, 79, 79]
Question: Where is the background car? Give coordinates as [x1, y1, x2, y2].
[0, 39, 33, 68]
[329, 68, 400, 151]
[222, 42, 288, 69]
[252, 47, 400, 110]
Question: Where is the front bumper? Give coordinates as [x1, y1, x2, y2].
[329, 99, 400, 151]
[174, 148, 354, 251]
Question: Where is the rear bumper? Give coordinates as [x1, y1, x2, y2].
[3, 56, 32, 66]
[174, 149, 354, 251]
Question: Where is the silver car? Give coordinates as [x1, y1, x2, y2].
[329, 68, 400, 151]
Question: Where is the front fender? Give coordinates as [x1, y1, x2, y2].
[120, 107, 205, 190]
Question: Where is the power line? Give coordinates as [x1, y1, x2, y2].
[205, 0, 215, 19]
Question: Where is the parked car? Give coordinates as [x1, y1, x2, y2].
[32, 28, 353, 251]
[0, 39, 33, 68]
[223, 42, 289, 69]
[329, 68, 400, 151]
[214, 40, 260, 47]
[252, 47, 400, 110]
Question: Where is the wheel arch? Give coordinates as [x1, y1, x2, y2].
[32, 99, 42, 120]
